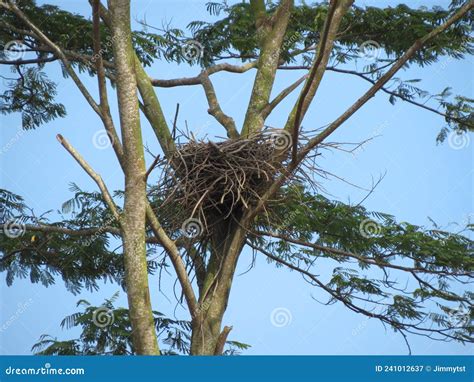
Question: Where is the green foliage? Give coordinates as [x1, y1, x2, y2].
[0, 187, 125, 294]
[188, 2, 473, 66]
[0, 67, 65, 129]
[1, 1, 473, 136]
[436, 94, 474, 141]
[31, 292, 248, 355]
[250, 184, 473, 343]
[1, 0, 473, 353]
[336, 4, 473, 65]
[31, 293, 192, 355]
[3, 180, 472, 346]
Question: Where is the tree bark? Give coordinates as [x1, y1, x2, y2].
[107, 0, 160, 355]
[190, 217, 247, 355]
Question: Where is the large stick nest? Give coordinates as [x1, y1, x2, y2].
[153, 130, 294, 238]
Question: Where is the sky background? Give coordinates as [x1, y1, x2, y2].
[0, 0, 472, 355]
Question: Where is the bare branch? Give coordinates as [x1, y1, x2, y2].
[144, 204, 198, 315]
[262, 74, 307, 119]
[289, 0, 354, 162]
[199, 71, 239, 139]
[149, 62, 257, 88]
[0, 56, 58, 65]
[92, 0, 176, 158]
[214, 325, 232, 355]
[91, 0, 123, 165]
[56, 134, 121, 222]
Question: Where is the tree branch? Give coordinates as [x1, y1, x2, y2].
[92, 0, 176, 158]
[16, 224, 169, 245]
[56, 134, 121, 222]
[241, 0, 294, 137]
[198, 71, 239, 139]
[300, 0, 474, 156]
[326, 66, 474, 129]
[253, 230, 473, 277]
[247, 240, 470, 345]
[213, 325, 232, 355]
[149, 62, 257, 88]
[288, 0, 354, 162]
[144, 204, 198, 315]
[262, 74, 308, 119]
[91, 0, 123, 166]
[1, 1, 102, 117]
[247, 0, 474, 225]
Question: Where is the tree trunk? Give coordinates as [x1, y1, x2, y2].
[190, 217, 247, 355]
[108, 0, 159, 355]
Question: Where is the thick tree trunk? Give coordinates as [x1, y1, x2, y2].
[190, 217, 247, 355]
[190, 301, 226, 355]
[108, 0, 159, 355]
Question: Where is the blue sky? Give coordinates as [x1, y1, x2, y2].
[0, 0, 472, 355]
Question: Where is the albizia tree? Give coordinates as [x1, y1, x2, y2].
[0, 0, 473, 355]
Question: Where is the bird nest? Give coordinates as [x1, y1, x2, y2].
[153, 130, 293, 238]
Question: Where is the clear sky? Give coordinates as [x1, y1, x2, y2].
[0, 0, 472, 355]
